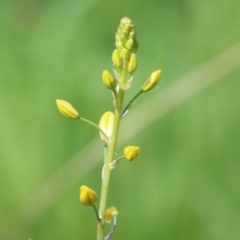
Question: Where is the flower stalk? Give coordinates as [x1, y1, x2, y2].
[55, 16, 162, 240]
[97, 71, 126, 240]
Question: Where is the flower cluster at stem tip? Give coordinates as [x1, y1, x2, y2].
[55, 16, 162, 240]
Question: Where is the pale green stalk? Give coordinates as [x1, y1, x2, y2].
[121, 90, 143, 117]
[96, 70, 126, 240]
[80, 117, 109, 144]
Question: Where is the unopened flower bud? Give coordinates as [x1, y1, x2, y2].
[125, 39, 134, 50]
[56, 99, 79, 119]
[99, 111, 114, 142]
[141, 70, 162, 92]
[105, 206, 119, 222]
[124, 146, 140, 161]
[120, 48, 130, 61]
[129, 31, 135, 40]
[127, 53, 137, 73]
[112, 49, 122, 67]
[102, 70, 116, 90]
[79, 185, 98, 206]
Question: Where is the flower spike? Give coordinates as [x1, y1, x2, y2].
[55, 17, 162, 240]
[115, 17, 138, 64]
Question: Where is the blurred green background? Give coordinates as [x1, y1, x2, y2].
[1, 0, 240, 239]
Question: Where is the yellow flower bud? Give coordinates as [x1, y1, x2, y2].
[102, 70, 116, 90]
[125, 38, 134, 50]
[119, 48, 129, 61]
[112, 49, 122, 67]
[124, 146, 140, 161]
[105, 206, 119, 222]
[141, 70, 162, 92]
[127, 53, 137, 73]
[99, 111, 114, 142]
[79, 185, 98, 206]
[56, 99, 79, 119]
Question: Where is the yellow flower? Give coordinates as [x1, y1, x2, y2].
[98, 111, 114, 142]
[102, 70, 116, 90]
[79, 185, 98, 206]
[124, 146, 140, 161]
[112, 49, 122, 67]
[141, 70, 162, 92]
[127, 53, 137, 73]
[105, 206, 119, 222]
[56, 99, 79, 119]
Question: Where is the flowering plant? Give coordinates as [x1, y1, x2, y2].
[56, 17, 162, 240]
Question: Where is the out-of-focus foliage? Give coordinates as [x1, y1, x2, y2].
[0, 0, 240, 239]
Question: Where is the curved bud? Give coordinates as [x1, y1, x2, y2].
[105, 206, 119, 222]
[112, 49, 122, 68]
[141, 70, 162, 92]
[79, 185, 98, 206]
[56, 99, 79, 119]
[124, 146, 140, 161]
[120, 48, 130, 62]
[125, 39, 134, 50]
[127, 53, 137, 73]
[99, 111, 114, 142]
[102, 70, 116, 90]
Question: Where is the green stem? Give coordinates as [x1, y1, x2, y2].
[92, 204, 101, 223]
[79, 117, 109, 144]
[115, 155, 125, 162]
[96, 69, 126, 240]
[121, 90, 143, 117]
[103, 144, 108, 164]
